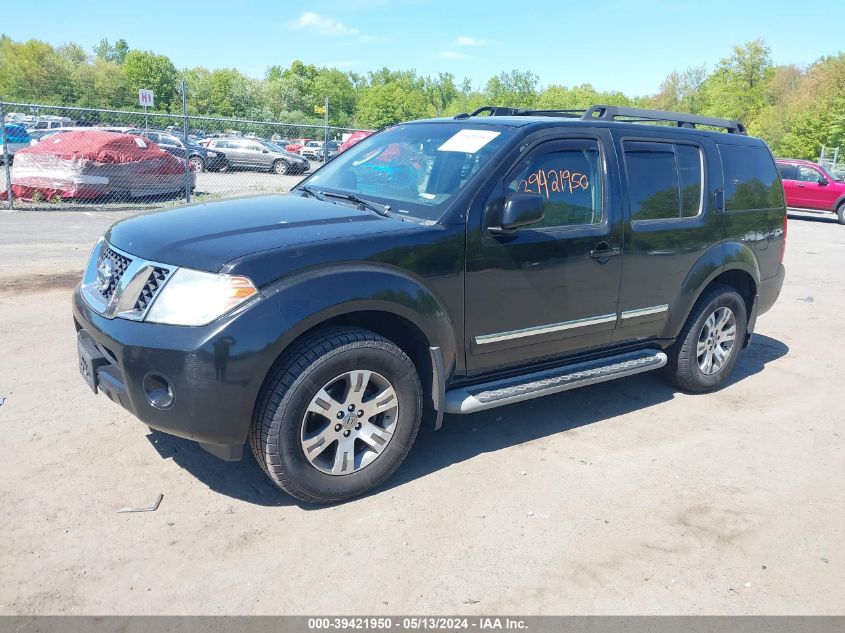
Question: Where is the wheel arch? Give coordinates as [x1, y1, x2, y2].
[252, 264, 456, 431]
[669, 241, 760, 340]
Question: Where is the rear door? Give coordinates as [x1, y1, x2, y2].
[776, 162, 799, 207]
[613, 133, 721, 344]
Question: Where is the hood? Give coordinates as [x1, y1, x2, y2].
[105, 194, 417, 274]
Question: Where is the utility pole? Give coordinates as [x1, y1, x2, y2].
[323, 96, 329, 164]
[179, 80, 191, 203]
[0, 99, 13, 210]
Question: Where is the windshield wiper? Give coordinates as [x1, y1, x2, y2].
[321, 191, 392, 218]
[297, 185, 327, 201]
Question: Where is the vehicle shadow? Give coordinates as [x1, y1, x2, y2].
[787, 212, 838, 224]
[146, 334, 788, 508]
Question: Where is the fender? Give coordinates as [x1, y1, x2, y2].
[833, 193, 845, 213]
[666, 240, 760, 339]
[256, 262, 458, 386]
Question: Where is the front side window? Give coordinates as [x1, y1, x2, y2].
[797, 165, 822, 183]
[505, 140, 603, 228]
[305, 123, 515, 221]
[623, 141, 703, 221]
[720, 145, 784, 211]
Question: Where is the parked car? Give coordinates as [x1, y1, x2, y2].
[204, 138, 310, 174]
[73, 105, 786, 503]
[285, 138, 312, 154]
[318, 140, 341, 161]
[776, 158, 845, 224]
[338, 130, 373, 154]
[126, 130, 225, 173]
[27, 115, 74, 131]
[299, 140, 324, 160]
[1, 124, 32, 162]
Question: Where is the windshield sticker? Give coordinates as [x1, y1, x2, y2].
[133, 137, 147, 148]
[437, 129, 500, 154]
[519, 169, 590, 198]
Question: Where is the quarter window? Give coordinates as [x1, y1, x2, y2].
[623, 141, 703, 221]
[719, 145, 784, 211]
[506, 140, 603, 228]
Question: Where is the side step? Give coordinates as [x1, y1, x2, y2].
[444, 349, 667, 414]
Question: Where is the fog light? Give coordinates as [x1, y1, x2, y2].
[143, 373, 173, 409]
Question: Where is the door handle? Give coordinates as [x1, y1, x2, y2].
[589, 242, 621, 260]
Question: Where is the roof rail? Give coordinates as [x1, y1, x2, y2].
[461, 104, 747, 135]
[582, 105, 746, 135]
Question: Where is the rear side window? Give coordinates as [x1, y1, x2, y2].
[623, 141, 703, 221]
[777, 163, 797, 180]
[719, 145, 784, 211]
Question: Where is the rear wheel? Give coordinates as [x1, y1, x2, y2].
[273, 159, 290, 175]
[837, 201, 845, 225]
[665, 283, 747, 393]
[250, 327, 422, 504]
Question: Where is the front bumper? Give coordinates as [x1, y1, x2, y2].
[72, 286, 281, 460]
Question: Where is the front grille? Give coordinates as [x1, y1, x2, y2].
[97, 246, 132, 301]
[133, 267, 171, 313]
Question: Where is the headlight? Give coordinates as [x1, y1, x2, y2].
[206, 150, 218, 157]
[145, 268, 258, 326]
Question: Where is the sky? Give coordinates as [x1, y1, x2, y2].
[6, 0, 845, 96]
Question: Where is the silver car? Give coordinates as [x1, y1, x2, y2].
[205, 138, 310, 175]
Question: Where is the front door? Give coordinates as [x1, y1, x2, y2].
[796, 164, 836, 210]
[465, 132, 624, 374]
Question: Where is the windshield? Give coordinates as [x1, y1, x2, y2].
[303, 122, 514, 221]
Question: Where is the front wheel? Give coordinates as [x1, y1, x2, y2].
[665, 284, 747, 393]
[189, 156, 205, 172]
[250, 327, 423, 504]
[837, 202, 845, 225]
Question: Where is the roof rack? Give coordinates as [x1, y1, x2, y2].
[458, 104, 746, 135]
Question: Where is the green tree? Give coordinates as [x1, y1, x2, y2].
[93, 38, 129, 64]
[484, 70, 539, 109]
[122, 49, 178, 109]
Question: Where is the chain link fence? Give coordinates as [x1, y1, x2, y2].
[0, 100, 372, 211]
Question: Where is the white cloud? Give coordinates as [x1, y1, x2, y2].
[290, 12, 359, 36]
[439, 51, 474, 60]
[455, 36, 487, 46]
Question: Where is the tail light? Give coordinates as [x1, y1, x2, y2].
[780, 214, 788, 264]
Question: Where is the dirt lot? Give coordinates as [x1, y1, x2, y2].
[0, 207, 843, 615]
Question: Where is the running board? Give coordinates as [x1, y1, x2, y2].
[444, 349, 667, 414]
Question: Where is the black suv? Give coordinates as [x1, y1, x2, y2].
[73, 106, 786, 504]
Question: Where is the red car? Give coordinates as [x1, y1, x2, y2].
[776, 159, 845, 224]
[285, 138, 312, 154]
[338, 130, 373, 154]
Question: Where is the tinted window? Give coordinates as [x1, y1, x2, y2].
[777, 163, 797, 180]
[720, 145, 784, 211]
[623, 141, 704, 221]
[507, 140, 603, 228]
[677, 144, 703, 218]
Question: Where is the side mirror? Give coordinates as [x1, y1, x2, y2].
[489, 193, 545, 234]
[818, 176, 829, 186]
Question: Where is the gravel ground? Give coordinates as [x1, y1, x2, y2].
[0, 207, 842, 615]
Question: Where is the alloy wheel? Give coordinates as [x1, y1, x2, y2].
[300, 370, 399, 475]
[696, 306, 737, 375]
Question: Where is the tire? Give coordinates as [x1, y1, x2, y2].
[665, 283, 747, 393]
[837, 202, 845, 225]
[250, 327, 423, 504]
[272, 159, 290, 175]
[188, 156, 205, 173]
